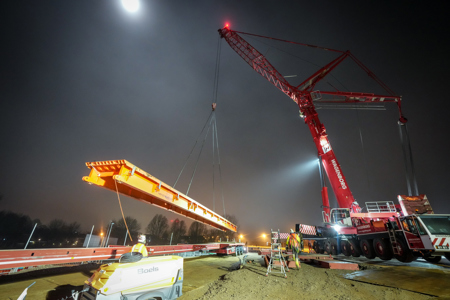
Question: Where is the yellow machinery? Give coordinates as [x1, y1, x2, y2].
[82, 160, 236, 232]
[80, 255, 183, 300]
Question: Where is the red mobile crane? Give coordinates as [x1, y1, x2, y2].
[219, 26, 450, 263]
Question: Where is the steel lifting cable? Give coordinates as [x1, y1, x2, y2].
[212, 117, 216, 212]
[213, 35, 222, 103]
[212, 35, 227, 215]
[210, 36, 222, 212]
[238, 30, 397, 97]
[173, 111, 214, 188]
[213, 116, 226, 216]
[114, 180, 133, 242]
[333, 80, 372, 198]
[355, 107, 372, 198]
[186, 116, 214, 195]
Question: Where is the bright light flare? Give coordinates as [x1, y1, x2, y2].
[225, 23, 230, 28]
[332, 224, 341, 232]
[239, 234, 243, 238]
[262, 234, 266, 238]
[121, 0, 140, 13]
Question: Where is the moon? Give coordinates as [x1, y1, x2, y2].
[121, 0, 140, 13]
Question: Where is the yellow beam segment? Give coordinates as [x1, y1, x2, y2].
[82, 160, 236, 232]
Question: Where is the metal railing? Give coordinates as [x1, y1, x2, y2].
[365, 201, 396, 213]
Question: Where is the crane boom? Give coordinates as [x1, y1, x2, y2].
[219, 26, 403, 220]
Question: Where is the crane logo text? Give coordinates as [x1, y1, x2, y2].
[332, 159, 347, 189]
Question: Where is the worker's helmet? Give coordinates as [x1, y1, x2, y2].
[138, 234, 146, 243]
[290, 229, 294, 233]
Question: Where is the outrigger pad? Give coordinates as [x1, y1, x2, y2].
[119, 252, 143, 263]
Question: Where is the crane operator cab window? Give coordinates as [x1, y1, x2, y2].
[331, 208, 351, 226]
[401, 216, 427, 236]
[418, 215, 450, 235]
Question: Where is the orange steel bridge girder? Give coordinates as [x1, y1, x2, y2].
[82, 160, 236, 232]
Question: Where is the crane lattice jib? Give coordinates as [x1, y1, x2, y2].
[219, 27, 402, 111]
[219, 28, 300, 105]
[219, 27, 403, 212]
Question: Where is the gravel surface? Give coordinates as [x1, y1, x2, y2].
[180, 254, 433, 300]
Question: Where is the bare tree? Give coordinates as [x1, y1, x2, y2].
[111, 216, 141, 245]
[169, 219, 187, 244]
[208, 214, 239, 242]
[146, 214, 169, 244]
[188, 221, 207, 243]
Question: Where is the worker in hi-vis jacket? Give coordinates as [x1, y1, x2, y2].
[286, 229, 302, 269]
[130, 234, 148, 257]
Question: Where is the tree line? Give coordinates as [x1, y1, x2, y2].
[111, 214, 238, 246]
[0, 210, 238, 249]
[0, 210, 81, 249]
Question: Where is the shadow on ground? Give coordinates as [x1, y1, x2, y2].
[46, 284, 84, 300]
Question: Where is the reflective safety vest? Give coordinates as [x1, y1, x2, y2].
[131, 243, 148, 256]
[286, 233, 301, 252]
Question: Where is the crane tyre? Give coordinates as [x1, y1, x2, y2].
[445, 252, 450, 261]
[360, 239, 376, 259]
[313, 241, 322, 254]
[341, 240, 351, 256]
[373, 238, 393, 260]
[331, 241, 338, 255]
[349, 240, 361, 257]
[394, 238, 415, 263]
[424, 255, 442, 263]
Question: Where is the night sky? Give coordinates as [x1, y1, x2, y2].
[1, 1, 449, 243]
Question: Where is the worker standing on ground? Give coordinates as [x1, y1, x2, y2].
[286, 229, 302, 269]
[130, 234, 148, 257]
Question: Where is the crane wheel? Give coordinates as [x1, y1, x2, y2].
[424, 255, 442, 263]
[360, 239, 376, 259]
[340, 240, 351, 257]
[394, 238, 415, 263]
[373, 238, 393, 260]
[349, 240, 361, 257]
[330, 241, 338, 255]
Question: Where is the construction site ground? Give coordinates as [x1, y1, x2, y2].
[0, 253, 449, 300]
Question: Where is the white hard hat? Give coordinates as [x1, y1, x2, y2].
[138, 234, 146, 243]
[290, 229, 294, 233]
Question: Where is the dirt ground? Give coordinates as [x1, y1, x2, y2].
[0, 254, 443, 300]
[180, 254, 435, 300]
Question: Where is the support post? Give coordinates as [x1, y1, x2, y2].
[24, 223, 37, 249]
[86, 225, 94, 248]
[123, 230, 128, 246]
[105, 222, 114, 247]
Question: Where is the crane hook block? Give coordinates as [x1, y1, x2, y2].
[212, 103, 217, 111]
